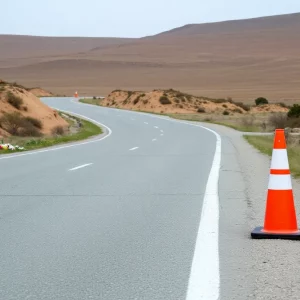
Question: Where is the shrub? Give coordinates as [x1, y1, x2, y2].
[6, 92, 23, 109]
[143, 99, 148, 104]
[287, 104, 300, 118]
[233, 101, 250, 112]
[23, 106, 28, 111]
[269, 113, 288, 129]
[197, 107, 205, 113]
[159, 96, 171, 105]
[212, 98, 227, 104]
[241, 115, 254, 127]
[25, 117, 43, 129]
[222, 104, 228, 108]
[233, 108, 243, 114]
[174, 99, 180, 103]
[19, 124, 41, 137]
[51, 125, 65, 136]
[133, 93, 145, 105]
[178, 104, 183, 108]
[0, 86, 5, 92]
[0, 112, 24, 135]
[223, 110, 230, 115]
[0, 112, 41, 136]
[255, 97, 268, 106]
[93, 96, 96, 99]
[278, 102, 289, 108]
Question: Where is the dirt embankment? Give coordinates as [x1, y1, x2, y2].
[101, 89, 289, 115]
[0, 80, 68, 137]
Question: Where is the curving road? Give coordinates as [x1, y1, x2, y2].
[0, 97, 272, 300]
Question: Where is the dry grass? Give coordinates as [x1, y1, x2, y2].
[244, 135, 300, 178]
[169, 113, 272, 132]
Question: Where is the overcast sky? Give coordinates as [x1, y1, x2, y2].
[1, 0, 300, 37]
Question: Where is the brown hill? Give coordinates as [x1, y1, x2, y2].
[1, 13, 300, 102]
[102, 89, 289, 115]
[102, 89, 246, 114]
[0, 81, 68, 137]
[0, 35, 135, 68]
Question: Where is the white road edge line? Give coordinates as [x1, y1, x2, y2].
[0, 109, 112, 160]
[152, 139, 157, 142]
[129, 147, 139, 151]
[186, 127, 221, 300]
[69, 163, 93, 171]
[160, 130, 164, 133]
[144, 122, 148, 124]
[154, 126, 159, 129]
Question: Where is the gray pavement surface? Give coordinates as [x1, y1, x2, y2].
[1, 97, 300, 300]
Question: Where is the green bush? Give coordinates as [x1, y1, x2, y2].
[255, 97, 268, 106]
[159, 96, 171, 105]
[6, 92, 23, 109]
[287, 104, 300, 118]
[223, 110, 230, 115]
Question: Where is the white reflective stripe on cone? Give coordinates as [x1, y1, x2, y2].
[270, 149, 290, 170]
[268, 174, 292, 190]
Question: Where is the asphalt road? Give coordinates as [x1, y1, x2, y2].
[0, 98, 220, 300]
[2, 98, 300, 300]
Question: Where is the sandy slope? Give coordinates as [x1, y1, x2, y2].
[0, 81, 68, 136]
[101, 89, 289, 114]
[1, 13, 300, 102]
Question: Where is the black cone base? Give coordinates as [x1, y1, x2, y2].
[251, 226, 300, 240]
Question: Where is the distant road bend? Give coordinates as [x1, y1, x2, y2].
[0, 97, 223, 300]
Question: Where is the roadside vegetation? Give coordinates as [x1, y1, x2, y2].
[79, 97, 102, 106]
[0, 112, 102, 154]
[244, 135, 300, 178]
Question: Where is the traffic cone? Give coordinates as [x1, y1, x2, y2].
[74, 91, 78, 98]
[251, 129, 300, 239]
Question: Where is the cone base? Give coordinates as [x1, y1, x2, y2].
[251, 226, 300, 240]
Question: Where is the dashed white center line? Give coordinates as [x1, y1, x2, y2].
[160, 134, 164, 136]
[154, 126, 159, 129]
[129, 147, 139, 151]
[144, 122, 149, 124]
[152, 138, 157, 142]
[69, 163, 93, 171]
[160, 130, 164, 133]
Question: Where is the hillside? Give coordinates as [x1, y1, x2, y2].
[0, 80, 68, 137]
[1, 13, 300, 101]
[0, 35, 135, 68]
[101, 89, 288, 115]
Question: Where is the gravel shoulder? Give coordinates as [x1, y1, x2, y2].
[193, 122, 300, 300]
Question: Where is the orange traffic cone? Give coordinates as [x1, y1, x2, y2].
[251, 129, 300, 239]
[74, 91, 78, 98]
